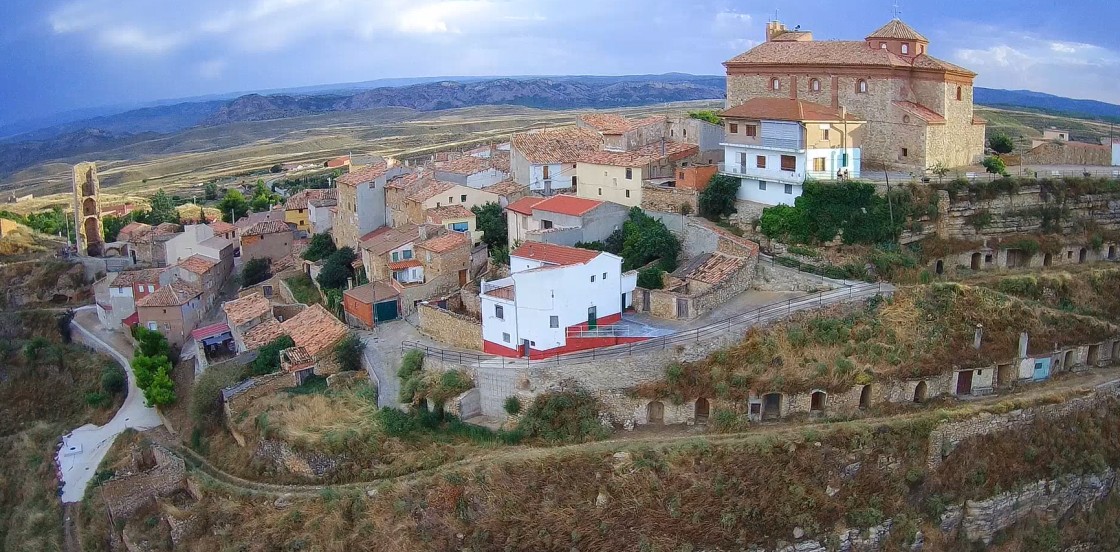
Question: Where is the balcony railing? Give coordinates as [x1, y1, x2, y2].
[717, 163, 805, 184]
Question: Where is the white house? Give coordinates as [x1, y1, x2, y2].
[718, 98, 865, 206]
[164, 224, 232, 266]
[480, 242, 639, 358]
[509, 126, 602, 193]
[1112, 139, 1119, 167]
[433, 155, 509, 189]
[504, 194, 629, 250]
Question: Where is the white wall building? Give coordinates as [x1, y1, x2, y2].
[164, 224, 232, 266]
[480, 242, 638, 358]
[718, 98, 865, 206]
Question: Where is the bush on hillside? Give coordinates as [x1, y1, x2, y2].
[516, 389, 610, 443]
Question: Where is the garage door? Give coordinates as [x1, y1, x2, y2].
[375, 299, 399, 322]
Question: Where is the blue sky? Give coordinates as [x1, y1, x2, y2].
[1, 0, 1118, 125]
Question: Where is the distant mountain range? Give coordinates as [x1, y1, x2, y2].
[0, 75, 1117, 180]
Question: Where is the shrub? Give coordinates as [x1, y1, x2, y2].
[191, 366, 241, 425]
[248, 335, 296, 377]
[982, 155, 1008, 176]
[85, 391, 110, 408]
[334, 333, 365, 372]
[504, 396, 522, 415]
[516, 389, 609, 443]
[988, 132, 1014, 154]
[302, 232, 337, 261]
[379, 407, 418, 437]
[241, 258, 272, 286]
[698, 175, 740, 220]
[637, 267, 664, 289]
[100, 367, 126, 395]
[422, 370, 473, 404]
[398, 350, 424, 380]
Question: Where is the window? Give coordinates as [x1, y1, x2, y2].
[435, 201, 441, 207]
[625, 190, 630, 198]
[448, 196, 453, 204]
[550, 315, 559, 328]
[598, 188, 602, 196]
[602, 272, 607, 279]
[391, 251, 399, 262]
[756, 155, 767, 169]
[813, 157, 826, 172]
[683, 129, 687, 137]
[784, 184, 793, 194]
[903, 115, 911, 124]
[956, 86, 963, 100]
[402, 249, 412, 260]
[857, 79, 868, 93]
[809, 78, 821, 92]
[901, 147, 909, 158]
[590, 275, 596, 282]
[821, 129, 830, 141]
[625, 168, 633, 180]
[495, 305, 504, 319]
[148, 285, 155, 293]
[502, 332, 510, 343]
[460, 194, 467, 202]
[770, 77, 781, 90]
[542, 165, 550, 180]
[920, 44, 925, 54]
[901, 42, 909, 54]
[879, 41, 887, 49]
[745, 125, 757, 137]
[450, 222, 469, 232]
[148, 321, 158, 331]
[263, 285, 273, 298]
[541, 219, 553, 229]
[729, 123, 738, 134]
[780, 155, 796, 171]
[759, 181, 767, 191]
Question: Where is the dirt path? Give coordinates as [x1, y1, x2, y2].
[62, 503, 81, 552]
[150, 368, 1120, 500]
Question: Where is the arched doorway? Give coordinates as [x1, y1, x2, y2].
[913, 381, 928, 403]
[810, 391, 826, 413]
[1078, 248, 1087, 264]
[1044, 253, 1052, 267]
[82, 197, 98, 216]
[970, 253, 982, 270]
[647, 401, 664, 425]
[1109, 245, 1116, 260]
[762, 393, 782, 420]
[935, 260, 944, 275]
[859, 385, 872, 409]
[694, 398, 710, 423]
[1063, 350, 1074, 369]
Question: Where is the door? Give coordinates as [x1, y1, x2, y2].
[1032, 359, 1050, 381]
[956, 370, 973, 395]
[621, 293, 627, 312]
[521, 339, 531, 357]
[762, 393, 782, 420]
[676, 298, 689, 319]
[642, 290, 650, 312]
[970, 253, 982, 270]
[458, 269, 468, 287]
[647, 401, 664, 425]
[587, 306, 597, 329]
[542, 165, 550, 180]
[694, 398, 709, 423]
[739, 152, 747, 173]
[374, 299, 400, 322]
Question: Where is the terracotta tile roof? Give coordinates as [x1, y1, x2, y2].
[486, 284, 515, 301]
[972, 115, 987, 125]
[482, 179, 528, 198]
[910, 54, 974, 74]
[578, 140, 698, 167]
[506, 196, 545, 215]
[672, 252, 749, 286]
[532, 195, 602, 217]
[209, 221, 236, 235]
[222, 292, 273, 327]
[771, 31, 813, 42]
[234, 208, 285, 230]
[425, 204, 473, 224]
[281, 346, 314, 369]
[359, 226, 392, 242]
[110, 268, 164, 287]
[488, 151, 511, 173]
[435, 155, 490, 175]
[309, 196, 338, 208]
[579, 113, 666, 134]
[361, 224, 419, 255]
[337, 162, 390, 186]
[344, 281, 399, 304]
[866, 18, 928, 42]
[242, 319, 286, 350]
[284, 189, 337, 211]
[119, 222, 152, 241]
[281, 304, 348, 357]
[386, 170, 430, 190]
[154, 223, 181, 235]
[191, 322, 231, 342]
[136, 279, 200, 308]
[894, 101, 945, 124]
[721, 98, 863, 123]
[417, 231, 469, 254]
[406, 180, 456, 203]
[388, 259, 423, 270]
[242, 220, 291, 236]
[512, 242, 600, 267]
[177, 254, 219, 275]
[326, 156, 350, 168]
[727, 40, 910, 67]
[511, 126, 603, 164]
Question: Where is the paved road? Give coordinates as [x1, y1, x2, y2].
[56, 307, 163, 503]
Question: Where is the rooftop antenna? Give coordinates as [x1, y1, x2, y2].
[892, 2, 901, 18]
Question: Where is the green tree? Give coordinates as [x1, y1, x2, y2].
[131, 354, 170, 391]
[248, 335, 296, 377]
[689, 110, 722, 125]
[102, 213, 137, 242]
[618, 207, 681, 271]
[203, 182, 219, 201]
[334, 333, 366, 372]
[316, 247, 357, 290]
[143, 366, 176, 406]
[101, 367, 126, 395]
[148, 190, 179, 225]
[250, 195, 273, 213]
[982, 155, 1008, 176]
[930, 161, 951, 184]
[218, 190, 250, 223]
[270, 164, 284, 174]
[241, 257, 272, 286]
[302, 232, 337, 261]
[637, 267, 664, 289]
[134, 326, 172, 359]
[698, 175, 741, 220]
[988, 132, 1014, 154]
[471, 202, 507, 251]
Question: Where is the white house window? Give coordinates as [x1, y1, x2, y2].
[502, 332, 510, 343]
[759, 181, 767, 191]
[542, 219, 553, 229]
[901, 43, 909, 54]
[391, 251, 399, 262]
[148, 322, 158, 330]
[590, 275, 596, 282]
[602, 272, 607, 279]
[809, 78, 821, 92]
[598, 188, 602, 196]
[550, 315, 559, 328]
[857, 80, 868, 93]
[403, 250, 412, 259]
[729, 123, 738, 134]
[625, 168, 633, 179]
[822, 129, 830, 141]
[495, 305, 504, 319]
[784, 184, 793, 194]
[460, 194, 467, 202]
[625, 190, 630, 198]
[450, 222, 469, 232]
[770, 77, 781, 90]
[879, 42, 887, 49]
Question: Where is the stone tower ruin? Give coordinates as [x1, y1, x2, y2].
[72, 162, 103, 256]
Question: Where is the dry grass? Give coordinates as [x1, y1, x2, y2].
[242, 390, 379, 446]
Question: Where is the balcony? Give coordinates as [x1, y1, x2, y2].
[720, 135, 803, 151]
[717, 163, 805, 185]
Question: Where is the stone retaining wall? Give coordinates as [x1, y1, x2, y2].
[641, 185, 698, 215]
[752, 261, 837, 292]
[417, 303, 483, 351]
[100, 445, 187, 520]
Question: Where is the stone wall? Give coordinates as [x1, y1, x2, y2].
[640, 184, 698, 215]
[689, 255, 759, 316]
[936, 184, 1120, 240]
[417, 303, 483, 351]
[99, 445, 187, 520]
[927, 384, 1120, 469]
[222, 372, 294, 446]
[752, 261, 837, 292]
[1027, 142, 1112, 166]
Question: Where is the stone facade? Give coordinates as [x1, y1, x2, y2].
[752, 261, 838, 292]
[1026, 141, 1112, 166]
[72, 161, 104, 256]
[640, 184, 699, 214]
[417, 303, 483, 351]
[99, 445, 187, 520]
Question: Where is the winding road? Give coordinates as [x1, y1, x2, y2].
[56, 306, 163, 503]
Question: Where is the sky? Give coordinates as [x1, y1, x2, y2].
[1, 0, 1118, 125]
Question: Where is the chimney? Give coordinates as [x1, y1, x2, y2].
[766, 20, 787, 41]
[1018, 332, 1029, 358]
[973, 324, 983, 349]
